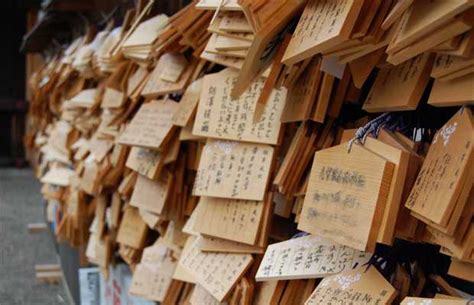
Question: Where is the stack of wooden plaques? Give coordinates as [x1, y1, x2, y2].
[96, 26, 124, 73]
[24, 0, 474, 304]
[121, 14, 170, 64]
[202, 10, 254, 68]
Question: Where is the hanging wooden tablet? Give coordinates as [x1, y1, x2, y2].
[88, 137, 113, 163]
[41, 167, 74, 187]
[253, 281, 285, 305]
[363, 53, 434, 112]
[189, 284, 226, 305]
[129, 242, 177, 302]
[220, 12, 253, 33]
[159, 53, 189, 83]
[101, 62, 132, 108]
[116, 207, 148, 249]
[440, 29, 474, 57]
[65, 88, 98, 109]
[363, 137, 410, 245]
[192, 68, 286, 145]
[80, 158, 101, 195]
[118, 99, 178, 150]
[298, 143, 394, 252]
[204, 34, 249, 58]
[304, 266, 397, 305]
[428, 72, 474, 107]
[438, 63, 474, 82]
[310, 73, 334, 123]
[196, 235, 264, 254]
[215, 34, 252, 51]
[253, 35, 290, 122]
[341, 129, 422, 243]
[337, 24, 397, 64]
[200, 49, 244, 70]
[282, 0, 364, 65]
[350, 0, 382, 39]
[110, 192, 122, 230]
[281, 57, 322, 122]
[431, 54, 474, 79]
[179, 237, 253, 301]
[387, 0, 473, 54]
[386, 12, 472, 65]
[101, 87, 126, 109]
[273, 122, 320, 197]
[125, 146, 163, 180]
[208, 14, 253, 41]
[172, 78, 203, 127]
[130, 173, 172, 215]
[139, 209, 162, 230]
[195, 0, 241, 11]
[161, 220, 188, 254]
[180, 118, 205, 141]
[127, 66, 149, 98]
[400, 297, 467, 305]
[406, 108, 473, 226]
[231, 1, 306, 97]
[448, 259, 474, 282]
[426, 222, 474, 262]
[255, 234, 370, 281]
[381, 0, 414, 30]
[193, 196, 264, 245]
[193, 139, 274, 201]
[173, 236, 197, 284]
[413, 169, 472, 236]
[141, 54, 194, 98]
[434, 35, 464, 52]
[349, 48, 385, 88]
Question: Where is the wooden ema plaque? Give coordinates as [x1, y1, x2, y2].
[282, 0, 364, 65]
[304, 266, 397, 305]
[428, 72, 474, 107]
[189, 285, 227, 305]
[387, 0, 473, 55]
[400, 297, 468, 305]
[125, 146, 165, 180]
[298, 143, 394, 252]
[141, 53, 193, 97]
[118, 99, 178, 150]
[130, 173, 171, 215]
[193, 68, 286, 145]
[346, 136, 411, 246]
[231, 1, 306, 97]
[116, 207, 148, 249]
[363, 53, 434, 112]
[255, 234, 371, 281]
[172, 78, 203, 127]
[193, 196, 264, 245]
[196, 235, 264, 254]
[406, 108, 473, 226]
[220, 12, 253, 33]
[179, 237, 253, 301]
[41, 167, 74, 187]
[193, 139, 274, 201]
[129, 242, 177, 302]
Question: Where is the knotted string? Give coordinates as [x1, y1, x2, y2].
[291, 231, 309, 239]
[347, 113, 395, 153]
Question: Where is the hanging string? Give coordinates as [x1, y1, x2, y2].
[210, 0, 228, 25]
[347, 112, 393, 153]
[290, 231, 309, 239]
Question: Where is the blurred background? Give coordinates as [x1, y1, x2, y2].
[0, 0, 188, 167]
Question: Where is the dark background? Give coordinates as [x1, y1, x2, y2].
[0, 0, 27, 166]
